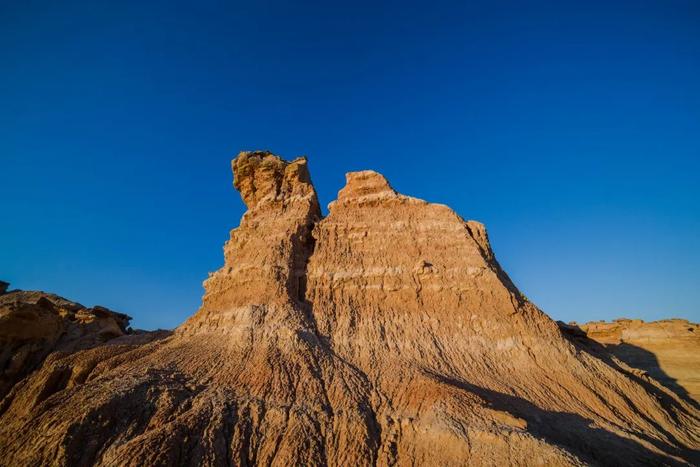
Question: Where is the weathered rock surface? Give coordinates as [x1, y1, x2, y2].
[0, 151, 698, 466]
[563, 319, 700, 405]
[0, 287, 135, 400]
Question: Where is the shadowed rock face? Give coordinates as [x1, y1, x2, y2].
[0, 152, 698, 466]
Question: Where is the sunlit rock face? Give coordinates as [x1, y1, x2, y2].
[178, 151, 322, 335]
[0, 288, 133, 400]
[0, 152, 698, 466]
[570, 319, 700, 404]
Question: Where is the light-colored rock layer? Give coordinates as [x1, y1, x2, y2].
[575, 319, 699, 404]
[0, 152, 698, 466]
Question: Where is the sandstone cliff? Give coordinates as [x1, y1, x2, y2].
[0, 152, 698, 466]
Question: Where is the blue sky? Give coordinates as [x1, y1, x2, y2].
[1, 0, 698, 329]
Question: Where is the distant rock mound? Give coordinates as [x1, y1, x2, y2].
[0, 152, 698, 466]
[562, 319, 700, 405]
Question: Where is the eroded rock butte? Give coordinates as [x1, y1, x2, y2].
[0, 151, 698, 466]
[561, 319, 700, 405]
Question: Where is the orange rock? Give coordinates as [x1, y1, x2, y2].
[0, 288, 135, 400]
[0, 152, 697, 466]
[575, 319, 699, 404]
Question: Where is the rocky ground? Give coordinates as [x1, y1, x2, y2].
[0, 152, 698, 466]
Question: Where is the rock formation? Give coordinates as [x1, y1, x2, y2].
[0, 151, 698, 466]
[0, 287, 133, 400]
[562, 319, 700, 405]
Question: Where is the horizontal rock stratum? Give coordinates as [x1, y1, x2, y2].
[0, 151, 698, 466]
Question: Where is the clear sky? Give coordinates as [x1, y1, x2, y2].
[1, 0, 698, 329]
